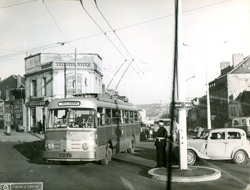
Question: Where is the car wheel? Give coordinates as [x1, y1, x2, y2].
[187, 150, 196, 166]
[127, 137, 135, 153]
[233, 150, 247, 164]
[101, 144, 112, 166]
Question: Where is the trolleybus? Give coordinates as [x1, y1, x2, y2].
[43, 93, 140, 165]
[232, 117, 250, 137]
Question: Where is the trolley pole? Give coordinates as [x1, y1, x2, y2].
[175, 0, 188, 170]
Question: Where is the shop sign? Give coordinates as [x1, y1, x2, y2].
[26, 101, 45, 106]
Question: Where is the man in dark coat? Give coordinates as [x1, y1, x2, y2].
[154, 119, 168, 168]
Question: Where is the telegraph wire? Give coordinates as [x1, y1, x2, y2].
[79, 0, 127, 61]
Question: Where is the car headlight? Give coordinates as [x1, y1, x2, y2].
[46, 143, 54, 150]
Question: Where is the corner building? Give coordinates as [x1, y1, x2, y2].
[24, 53, 103, 132]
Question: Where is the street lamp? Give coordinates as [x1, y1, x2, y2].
[185, 75, 196, 82]
[183, 43, 211, 129]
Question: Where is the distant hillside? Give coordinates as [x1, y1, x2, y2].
[136, 103, 169, 118]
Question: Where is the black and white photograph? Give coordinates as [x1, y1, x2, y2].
[0, 0, 249, 190]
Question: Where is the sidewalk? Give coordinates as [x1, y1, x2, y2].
[0, 129, 44, 142]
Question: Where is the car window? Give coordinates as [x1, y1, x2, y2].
[242, 119, 246, 125]
[210, 132, 225, 140]
[228, 132, 241, 139]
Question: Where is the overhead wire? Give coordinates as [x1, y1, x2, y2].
[130, 64, 156, 99]
[42, 0, 72, 51]
[0, 0, 38, 9]
[94, 0, 157, 98]
[114, 0, 231, 32]
[114, 60, 134, 91]
[106, 60, 127, 90]
[0, 0, 231, 60]
[94, 0, 134, 60]
[0, 42, 65, 59]
[79, 0, 127, 61]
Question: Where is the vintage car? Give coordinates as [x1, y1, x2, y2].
[174, 128, 250, 165]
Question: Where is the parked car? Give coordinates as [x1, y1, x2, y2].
[173, 128, 250, 165]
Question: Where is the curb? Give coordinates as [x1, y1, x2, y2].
[148, 166, 221, 182]
[29, 132, 44, 140]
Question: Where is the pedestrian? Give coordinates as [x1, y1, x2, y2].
[154, 119, 168, 168]
[196, 126, 204, 138]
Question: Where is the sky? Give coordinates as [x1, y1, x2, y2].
[0, 0, 249, 105]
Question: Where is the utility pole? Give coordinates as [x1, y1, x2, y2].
[75, 48, 78, 95]
[176, 0, 188, 170]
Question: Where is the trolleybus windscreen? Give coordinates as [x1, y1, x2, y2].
[49, 108, 95, 128]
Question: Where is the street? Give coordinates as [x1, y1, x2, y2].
[0, 139, 249, 190]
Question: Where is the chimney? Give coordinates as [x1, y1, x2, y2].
[232, 53, 244, 67]
[220, 61, 230, 72]
[17, 75, 22, 88]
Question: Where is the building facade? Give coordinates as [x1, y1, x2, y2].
[209, 54, 250, 128]
[187, 96, 208, 130]
[24, 53, 103, 132]
[0, 75, 25, 129]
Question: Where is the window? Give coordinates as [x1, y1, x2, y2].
[228, 132, 241, 139]
[31, 80, 37, 97]
[97, 107, 105, 126]
[124, 110, 130, 124]
[210, 132, 225, 140]
[42, 78, 46, 96]
[106, 108, 112, 125]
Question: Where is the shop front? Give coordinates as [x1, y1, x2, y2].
[25, 97, 51, 132]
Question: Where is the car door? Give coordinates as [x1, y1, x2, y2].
[206, 131, 226, 158]
[225, 131, 242, 158]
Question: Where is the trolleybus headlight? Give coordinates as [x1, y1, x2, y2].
[82, 143, 89, 150]
[46, 143, 54, 150]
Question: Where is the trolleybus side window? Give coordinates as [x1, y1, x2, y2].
[124, 110, 129, 124]
[106, 108, 112, 125]
[130, 111, 134, 123]
[134, 111, 139, 121]
[97, 107, 105, 126]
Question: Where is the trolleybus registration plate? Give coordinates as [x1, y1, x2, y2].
[59, 153, 72, 157]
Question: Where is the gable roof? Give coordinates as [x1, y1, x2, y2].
[241, 91, 250, 103]
[229, 55, 250, 74]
